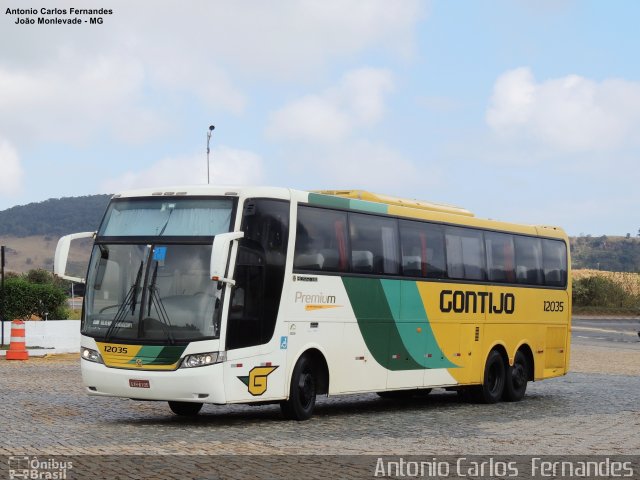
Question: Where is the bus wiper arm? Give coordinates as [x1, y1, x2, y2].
[147, 261, 158, 316]
[147, 262, 175, 345]
[105, 260, 144, 341]
[130, 259, 144, 315]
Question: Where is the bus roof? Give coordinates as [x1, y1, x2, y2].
[108, 185, 567, 241]
[315, 190, 475, 217]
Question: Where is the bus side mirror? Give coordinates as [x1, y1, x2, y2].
[54, 231, 95, 283]
[210, 231, 244, 286]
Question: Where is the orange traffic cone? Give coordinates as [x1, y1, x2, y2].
[6, 320, 29, 360]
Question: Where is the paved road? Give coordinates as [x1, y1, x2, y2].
[0, 321, 638, 478]
[572, 317, 640, 349]
[0, 352, 637, 457]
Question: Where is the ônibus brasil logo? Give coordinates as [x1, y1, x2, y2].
[8, 456, 73, 479]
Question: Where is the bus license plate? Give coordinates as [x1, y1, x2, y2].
[129, 379, 150, 388]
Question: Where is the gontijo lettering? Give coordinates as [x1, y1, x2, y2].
[440, 290, 515, 314]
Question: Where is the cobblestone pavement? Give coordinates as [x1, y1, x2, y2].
[0, 342, 638, 459]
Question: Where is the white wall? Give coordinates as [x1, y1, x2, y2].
[1, 320, 80, 353]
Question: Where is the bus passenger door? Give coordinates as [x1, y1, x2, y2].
[222, 198, 290, 403]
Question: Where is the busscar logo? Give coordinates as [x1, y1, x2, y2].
[293, 275, 318, 282]
[237, 366, 279, 396]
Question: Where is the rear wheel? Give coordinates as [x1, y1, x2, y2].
[503, 351, 528, 402]
[468, 349, 506, 404]
[168, 401, 203, 416]
[280, 355, 317, 421]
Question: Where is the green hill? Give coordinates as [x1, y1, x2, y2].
[570, 235, 640, 272]
[0, 195, 111, 237]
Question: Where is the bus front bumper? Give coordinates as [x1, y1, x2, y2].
[81, 359, 226, 404]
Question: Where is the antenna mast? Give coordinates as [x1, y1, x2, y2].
[206, 125, 215, 184]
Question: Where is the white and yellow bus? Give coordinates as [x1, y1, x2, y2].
[55, 186, 571, 420]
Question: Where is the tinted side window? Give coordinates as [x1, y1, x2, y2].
[514, 236, 543, 285]
[349, 213, 399, 275]
[398, 220, 446, 278]
[294, 206, 348, 272]
[485, 232, 516, 283]
[445, 227, 485, 280]
[542, 239, 567, 287]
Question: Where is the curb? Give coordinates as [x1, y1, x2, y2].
[0, 349, 79, 357]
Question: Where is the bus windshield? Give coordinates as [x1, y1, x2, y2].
[83, 243, 222, 342]
[99, 198, 233, 237]
[83, 197, 236, 343]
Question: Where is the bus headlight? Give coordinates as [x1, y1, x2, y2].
[181, 351, 226, 368]
[81, 347, 103, 364]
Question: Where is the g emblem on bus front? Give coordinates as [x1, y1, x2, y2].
[237, 366, 278, 396]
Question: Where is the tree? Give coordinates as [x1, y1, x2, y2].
[1, 277, 35, 320]
[0, 270, 69, 320]
[32, 283, 67, 319]
[26, 268, 54, 284]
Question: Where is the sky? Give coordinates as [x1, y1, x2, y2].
[0, 0, 639, 236]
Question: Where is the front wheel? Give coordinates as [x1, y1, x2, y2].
[503, 351, 529, 402]
[280, 355, 317, 421]
[168, 401, 203, 416]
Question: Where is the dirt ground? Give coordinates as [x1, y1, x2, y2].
[569, 343, 640, 376]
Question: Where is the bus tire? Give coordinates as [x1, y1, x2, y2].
[471, 349, 506, 404]
[280, 355, 317, 421]
[503, 351, 528, 402]
[168, 401, 203, 416]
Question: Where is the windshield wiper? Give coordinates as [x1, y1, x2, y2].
[157, 207, 174, 236]
[104, 260, 144, 342]
[130, 259, 143, 314]
[146, 261, 175, 345]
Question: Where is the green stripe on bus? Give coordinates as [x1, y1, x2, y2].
[307, 193, 389, 214]
[380, 280, 457, 369]
[127, 345, 186, 365]
[348, 198, 388, 214]
[308, 193, 351, 210]
[342, 277, 423, 371]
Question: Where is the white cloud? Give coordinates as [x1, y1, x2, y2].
[318, 141, 423, 190]
[0, 1, 423, 148]
[101, 146, 264, 192]
[0, 138, 23, 196]
[486, 67, 640, 151]
[0, 55, 168, 145]
[110, 1, 423, 79]
[281, 140, 435, 195]
[266, 67, 394, 142]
